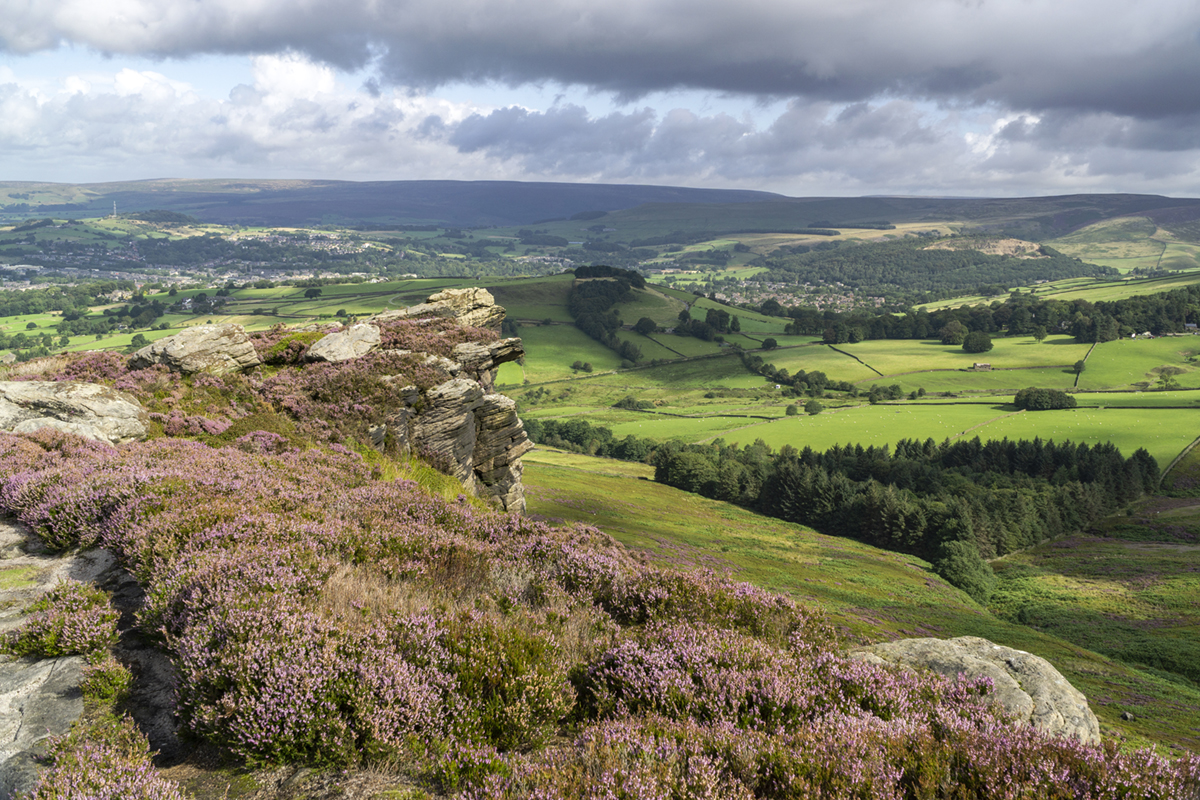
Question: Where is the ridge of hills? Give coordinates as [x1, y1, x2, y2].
[4, 179, 1200, 236]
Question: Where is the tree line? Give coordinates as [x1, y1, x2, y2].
[524, 411, 1158, 602]
[753, 237, 1115, 300]
[771, 281, 1200, 345]
[566, 266, 645, 364]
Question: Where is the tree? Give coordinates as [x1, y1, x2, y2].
[933, 540, 996, 603]
[804, 399, 824, 415]
[762, 338, 778, 350]
[1073, 360, 1086, 374]
[634, 317, 657, 335]
[962, 331, 993, 353]
[303, 287, 323, 299]
[1033, 325, 1048, 343]
[940, 320, 968, 345]
[785, 404, 800, 416]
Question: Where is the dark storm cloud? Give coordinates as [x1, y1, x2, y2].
[6, 0, 1200, 119]
[437, 98, 957, 185]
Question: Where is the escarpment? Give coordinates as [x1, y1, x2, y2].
[2, 288, 532, 513]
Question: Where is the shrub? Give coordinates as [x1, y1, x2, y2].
[1013, 387, 1077, 410]
[31, 714, 187, 800]
[80, 654, 133, 704]
[2, 580, 119, 657]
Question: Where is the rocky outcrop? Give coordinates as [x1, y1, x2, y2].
[453, 338, 524, 392]
[305, 323, 382, 363]
[129, 324, 262, 375]
[380, 378, 532, 513]
[373, 287, 506, 331]
[849, 636, 1100, 744]
[340, 292, 530, 512]
[0, 381, 149, 444]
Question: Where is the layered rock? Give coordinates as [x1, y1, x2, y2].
[0, 381, 149, 444]
[850, 636, 1100, 744]
[377, 378, 532, 512]
[311, 291, 532, 512]
[373, 287, 506, 331]
[129, 323, 261, 375]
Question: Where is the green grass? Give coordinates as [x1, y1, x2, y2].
[859, 367, 1079, 395]
[760, 345, 880, 383]
[1079, 338, 1200, 390]
[967, 407, 1197, 467]
[615, 286, 688, 326]
[521, 450, 1200, 752]
[837, 336, 1090, 377]
[487, 274, 575, 322]
[727, 404, 1010, 450]
[510, 324, 623, 382]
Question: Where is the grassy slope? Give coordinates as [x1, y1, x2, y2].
[522, 448, 1200, 753]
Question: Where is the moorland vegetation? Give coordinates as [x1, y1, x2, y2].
[1, 321, 1198, 797]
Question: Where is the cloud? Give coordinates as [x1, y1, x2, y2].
[428, 98, 1200, 195]
[5, 50, 1200, 196]
[4, 0, 1200, 121]
[0, 54, 510, 182]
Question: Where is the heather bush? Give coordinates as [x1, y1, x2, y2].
[30, 714, 187, 800]
[442, 611, 573, 752]
[251, 327, 327, 364]
[79, 653, 134, 704]
[377, 317, 499, 358]
[2, 580, 119, 657]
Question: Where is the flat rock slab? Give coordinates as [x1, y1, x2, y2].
[306, 324, 382, 363]
[850, 635, 1100, 744]
[129, 324, 262, 375]
[0, 381, 148, 444]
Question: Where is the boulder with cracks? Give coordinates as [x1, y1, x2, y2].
[129, 324, 262, 375]
[849, 635, 1101, 744]
[0, 381, 149, 444]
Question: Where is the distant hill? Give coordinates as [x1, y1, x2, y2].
[0, 179, 783, 227]
[3, 180, 1200, 236]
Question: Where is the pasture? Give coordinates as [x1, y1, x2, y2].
[1078, 337, 1200, 390]
[836, 335, 1089, 377]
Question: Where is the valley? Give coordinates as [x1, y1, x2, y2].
[2, 188, 1199, 793]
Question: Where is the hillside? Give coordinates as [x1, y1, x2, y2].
[1, 292, 1197, 798]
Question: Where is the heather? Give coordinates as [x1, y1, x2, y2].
[2, 426, 1199, 797]
[30, 714, 188, 800]
[1, 579, 119, 657]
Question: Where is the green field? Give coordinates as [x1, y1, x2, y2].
[859, 367, 1078, 395]
[834, 335, 1089, 377]
[522, 449, 1200, 752]
[1079, 337, 1200, 390]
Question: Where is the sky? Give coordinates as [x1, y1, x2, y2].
[3, 0, 1200, 197]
